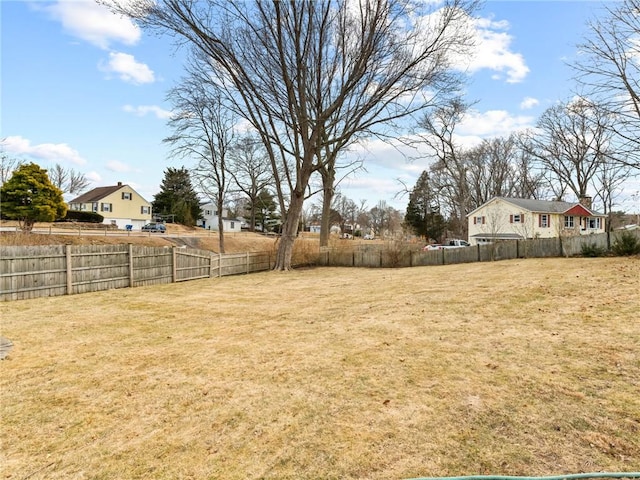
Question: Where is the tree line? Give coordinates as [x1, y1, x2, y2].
[101, 0, 638, 269]
[403, 0, 640, 242]
[3, 1, 638, 269]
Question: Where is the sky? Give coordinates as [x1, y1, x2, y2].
[2, 0, 639, 214]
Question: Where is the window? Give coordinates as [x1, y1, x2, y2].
[205, 210, 212, 216]
[92, 202, 98, 212]
[473, 216, 485, 225]
[122, 192, 132, 200]
[101, 203, 112, 212]
[230, 221, 235, 229]
[141, 206, 151, 214]
[510, 214, 523, 224]
[588, 217, 601, 229]
[564, 216, 574, 228]
[539, 214, 549, 228]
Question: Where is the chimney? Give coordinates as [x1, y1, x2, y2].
[578, 195, 592, 210]
[117, 181, 122, 187]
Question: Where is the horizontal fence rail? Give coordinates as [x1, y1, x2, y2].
[0, 245, 273, 301]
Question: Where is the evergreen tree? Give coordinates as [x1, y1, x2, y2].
[0, 162, 67, 231]
[152, 167, 202, 226]
[246, 189, 278, 232]
[405, 171, 446, 242]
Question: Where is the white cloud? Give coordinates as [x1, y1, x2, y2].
[520, 97, 539, 110]
[106, 160, 135, 173]
[458, 109, 535, 137]
[2, 135, 86, 165]
[43, 0, 140, 50]
[86, 171, 102, 183]
[123, 104, 172, 120]
[100, 52, 155, 84]
[463, 16, 529, 83]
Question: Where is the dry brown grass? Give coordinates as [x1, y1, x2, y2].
[1, 257, 639, 479]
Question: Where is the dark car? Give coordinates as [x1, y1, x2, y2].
[141, 222, 166, 233]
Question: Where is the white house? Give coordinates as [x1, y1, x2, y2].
[467, 196, 607, 246]
[68, 182, 152, 230]
[198, 202, 242, 232]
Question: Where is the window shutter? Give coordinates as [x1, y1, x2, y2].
[482, 216, 486, 225]
[509, 215, 513, 223]
[521, 213, 525, 221]
[538, 215, 542, 227]
[474, 217, 477, 225]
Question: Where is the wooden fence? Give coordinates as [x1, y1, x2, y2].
[319, 230, 639, 268]
[0, 245, 272, 301]
[2, 230, 637, 301]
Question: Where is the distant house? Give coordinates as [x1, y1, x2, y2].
[68, 182, 152, 230]
[198, 202, 242, 232]
[467, 196, 607, 246]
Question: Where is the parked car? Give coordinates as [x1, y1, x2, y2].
[363, 234, 375, 240]
[443, 239, 470, 248]
[141, 222, 166, 233]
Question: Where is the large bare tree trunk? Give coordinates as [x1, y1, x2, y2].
[319, 166, 335, 247]
[216, 195, 225, 254]
[273, 190, 304, 270]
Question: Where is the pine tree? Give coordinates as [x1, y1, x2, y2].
[246, 189, 278, 232]
[0, 163, 67, 231]
[152, 167, 202, 226]
[405, 171, 446, 242]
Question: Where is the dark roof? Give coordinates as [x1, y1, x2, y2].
[69, 185, 125, 203]
[500, 197, 577, 213]
[469, 197, 605, 217]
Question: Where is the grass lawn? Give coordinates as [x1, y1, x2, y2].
[1, 257, 639, 479]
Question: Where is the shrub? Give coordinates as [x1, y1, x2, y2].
[581, 242, 606, 257]
[612, 231, 640, 256]
[58, 210, 105, 223]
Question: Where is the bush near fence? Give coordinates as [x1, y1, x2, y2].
[1, 230, 637, 301]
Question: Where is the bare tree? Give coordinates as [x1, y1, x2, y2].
[595, 157, 633, 233]
[104, 0, 477, 270]
[0, 153, 23, 186]
[465, 134, 545, 205]
[227, 133, 273, 232]
[47, 164, 90, 195]
[573, 0, 640, 169]
[523, 98, 614, 202]
[511, 132, 546, 199]
[164, 57, 235, 253]
[418, 97, 473, 237]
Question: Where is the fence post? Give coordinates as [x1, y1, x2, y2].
[246, 252, 250, 274]
[172, 247, 177, 283]
[219, 253, 223, 278]
[65, 244, 73, 295]
[128, 243, 134, 287]
[209, 253, 214, 278]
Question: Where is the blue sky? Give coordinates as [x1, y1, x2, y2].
[2, 0, 638, 213]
